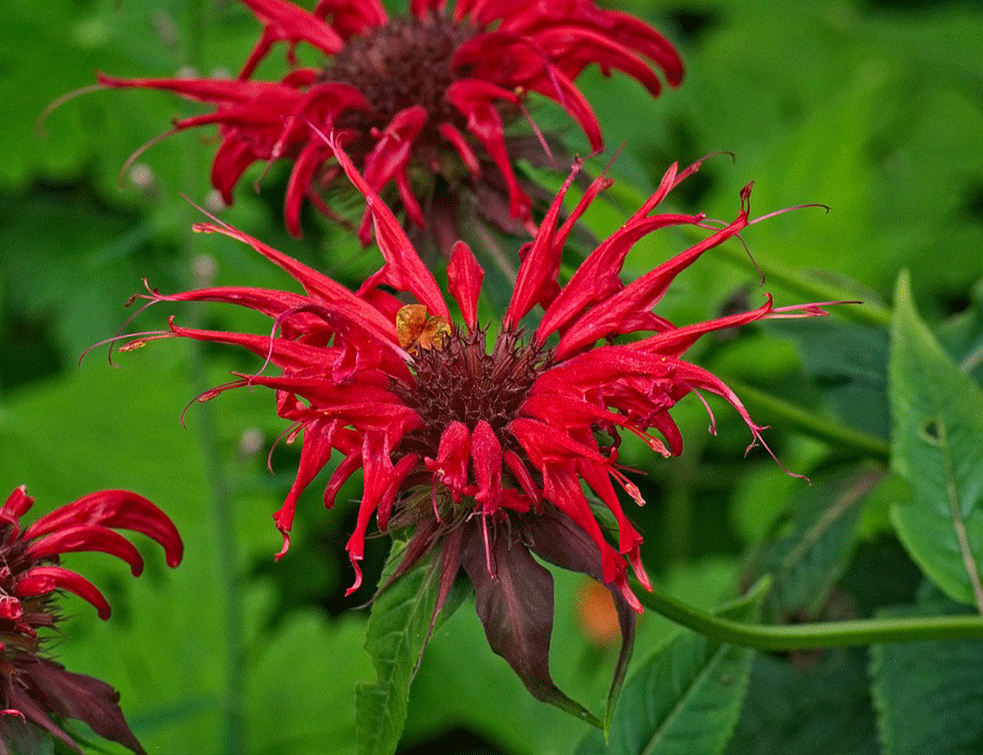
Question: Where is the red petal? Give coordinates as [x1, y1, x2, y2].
[503, 160, 582, 328]
[1, 485, 33, 533]
[446, 240, 484, 330]
[445, 80, 532, 223]
[16, 566, 112, 620]
[471, 420, 504, 513]
[239, 0, 344, 78]
[425, 421, 472, 501]
[438, 122, 481, 176]
[26, 526, 145, 577]
[536, 212, 700, 344]
[315, 0, 387, 38]
[323, 134, 450, 319]
[25, 491, 182, 569]
[554, 207, 751, 359]
[190, 221, 400, 346]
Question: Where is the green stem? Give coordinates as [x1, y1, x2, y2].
[725, 378, 891, 463]
[635, 581, 983, 651]
[711, 238, 892, 328]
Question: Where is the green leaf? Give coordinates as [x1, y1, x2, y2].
[355, 544, 441, 755]
[575, 580, 768, 755]
[248, 605, 371, 755]
[871, 599, 983, 755]
[769, 319, 891, 440]
[748, 467, 877, 622]
[725, 649, 878, 755]
[888, 271, 983, 607]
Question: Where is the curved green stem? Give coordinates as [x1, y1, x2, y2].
[635, 581, 983, 651]
[725, 378, 891, 463]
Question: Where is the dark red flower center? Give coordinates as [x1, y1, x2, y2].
[395, 327, 552, 460]
[323, 12, 479, 165]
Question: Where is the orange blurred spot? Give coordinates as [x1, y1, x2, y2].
[575, 578, 620, 646]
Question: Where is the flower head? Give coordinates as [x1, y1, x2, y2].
[99, 0, 683, 247]
[0, 486, 183, 755]
[113, 142, 828, 716]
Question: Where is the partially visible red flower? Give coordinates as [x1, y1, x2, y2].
[0, 486, 183, 755]
[99, 0, 683, 248]
[112, 141, 829, 717]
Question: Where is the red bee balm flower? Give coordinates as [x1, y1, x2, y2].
[99, 0, 683, 245]
[117, 143, 829, 717]
[0, 486, 183, 755]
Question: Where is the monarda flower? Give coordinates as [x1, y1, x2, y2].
[0, 486, 183, 755]
[99, 0, 683, 248]
[112, 140, 828, 718]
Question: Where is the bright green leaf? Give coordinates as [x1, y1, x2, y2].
[888, 271, 983, 607]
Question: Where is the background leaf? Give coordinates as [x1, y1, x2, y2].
[574, 580, 768, 755]
[888, 271, 983, 607]
[355, 545, 442, 755]
[744, 467, 879, 623]
[725, 649, 879, 755]
[870, 597, 983, 755]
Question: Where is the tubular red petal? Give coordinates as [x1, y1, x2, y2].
[472, 420, 504, 513]
[190, 220, 400, 345]
[425, 421, 472, 501]
[273, 419, 341, 553]
[363, 106, 428, 193]
[446, 241, 484, 330]
[323, 133, 450, 319]
[284, 140, 328, 237]
[536, 212, 702, 345]
[376, 453, 420, 532]
[16, 566, 112, 620]
[534, 26, 667, 97]
[315, 0, 388, 38]
[344, 430, 398, 594]
[239, 0, 344, 78]
[25, 491, 182, 569]
[26, 526, 145, 577]
[212, 139, 260, 204]
[1, 485, 33, 533]
[438, 122, 481, 176]
[554, 208, 751, 359]
[504, 160, 582, 328]
[602, 9, 685, 87]
[445, 80, 532, 224]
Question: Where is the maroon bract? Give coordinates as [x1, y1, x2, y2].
[115, 142, 829, 716]
[99, 0, 683, 247]
[0, 486, 183, 755]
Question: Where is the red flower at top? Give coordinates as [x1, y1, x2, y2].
[112, 140, 829, 718]
[0, 486, 183, 755]
[99, 0, 683, 247]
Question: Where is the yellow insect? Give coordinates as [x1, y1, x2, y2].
[396, 304, 451, 355]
